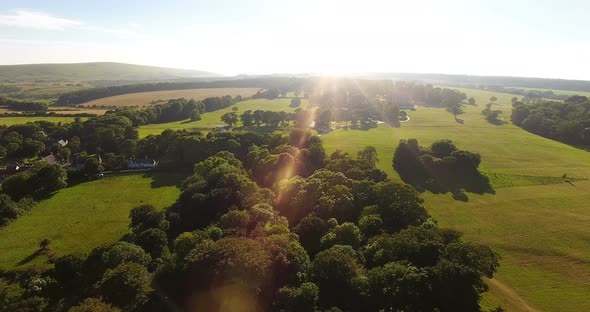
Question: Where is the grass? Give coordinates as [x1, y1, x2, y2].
[0, 116, 85, 126]
[81, 87, 260, 107]
[425, 181, 590, 312]
[0, 172, 182, 270]
[138, 98, 306, 137]
[321, 88, 590, 311]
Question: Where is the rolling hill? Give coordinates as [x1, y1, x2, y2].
[0, 62, 219, 83]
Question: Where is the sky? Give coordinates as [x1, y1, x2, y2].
[1, 0, 590, 79]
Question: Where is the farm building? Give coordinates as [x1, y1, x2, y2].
[128, 159, 158, 169]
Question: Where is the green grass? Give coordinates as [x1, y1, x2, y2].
[321, 88, 590, 311]
[425, 181, 590, 312]
[509, 86, 590, 98]
[0, 172, 182, 270]
[138, 98, 306, 137]
[0, 116, 85, 126]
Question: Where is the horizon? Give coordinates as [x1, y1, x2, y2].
[1, 0, 590, 80]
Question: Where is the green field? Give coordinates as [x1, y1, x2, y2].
[0, 172, 182, 270]
[138, 98, 306, 137]
[0, 116, 84, 126]
[321, 88, 590, 311]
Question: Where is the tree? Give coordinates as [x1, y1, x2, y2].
[240, 110, 254, 127]
[39, 239, 51, 251]
[129, 204, 168, 234]
[135, 228, 169, 258]
[316, 108, 334, 129]
[311, 245, 363, 309]
[220, 112, 239, 127]
[275, 282, 319, 312]
[446, 101, 465, 119]
[320, 222, 363, 250]
[357, 146, 379, 166]
[467, 97, 476, 105]
[96, 262, 152, 310]
[489, 96, 498, 103]
[69, 298, 121, 312]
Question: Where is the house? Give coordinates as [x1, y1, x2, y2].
[41, 154, 57, 164]
[128, 159, 158, 169]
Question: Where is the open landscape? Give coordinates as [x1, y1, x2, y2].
[80, 87, 260, 108]
[1, 1, 589, 311]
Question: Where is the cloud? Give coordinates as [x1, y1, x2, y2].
[0, 9, 81, 30]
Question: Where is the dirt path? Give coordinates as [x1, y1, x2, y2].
[487, 278, 541, 312]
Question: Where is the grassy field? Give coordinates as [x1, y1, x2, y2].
[0, 116, 85, 126]
[510, 86, 590, 98]
[81, 87, 260, 107]
[321, 88, 590, 311]
[0, 172, 182, 270]
[138, 98, 306, 137]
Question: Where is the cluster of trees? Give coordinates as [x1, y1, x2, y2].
[0, 97, 48, 111]
[511, 96, 590, 145]
[484, 86, 569, 101]
[0, 128, 501, 311]
[55, 77, 306, 106]
[393, 139, 494, 200]
[481, 101, 503, 125]
[108, 96, 241, 127]
[0, 162, 67, 226]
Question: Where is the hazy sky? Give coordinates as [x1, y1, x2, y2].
[1, 0, 589, 79]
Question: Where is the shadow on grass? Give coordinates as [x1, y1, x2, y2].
[17, 249, 43, 266]
[143, 170, 190, 189]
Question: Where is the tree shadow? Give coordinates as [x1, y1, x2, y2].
[17, 249, 43, 266]
[455, 118, 464, 124]
[144, 170, 190, 188]
[181, 120, 198, 124]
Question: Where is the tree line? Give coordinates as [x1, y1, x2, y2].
[0, 127, 501, 311]
[511, 95, 590, 146]
[55, 77, 307, 106]
[0, 97, 48, 111]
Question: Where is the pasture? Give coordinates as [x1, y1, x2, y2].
[321, 88, 590, 312]
[0, 172, 182, 270]
[138, 98, 306, 137]
[80, 87, 260, 107]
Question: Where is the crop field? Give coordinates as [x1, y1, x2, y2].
[138, 98, 306, 137]
[0, 116, 86, 126]
[0, 172, 182, 270]
[80, 87, 260, 107]
[321, 88, 590, 312]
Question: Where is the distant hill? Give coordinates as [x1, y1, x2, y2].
[0, 62, 219, 83]
[360, 73, 590, 93]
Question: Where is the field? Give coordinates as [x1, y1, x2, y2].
[510, 86, 590, 98]
[0, 116, 86, 126]
[0, 172, 182, 270]
[138, 98, 306, 137]
[321, 88, 590, 311]
[81, 87, 260, 107]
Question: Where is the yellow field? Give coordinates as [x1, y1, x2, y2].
[81, 88, 260, 107]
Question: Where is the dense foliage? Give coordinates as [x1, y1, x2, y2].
[393, 139, 494, 200]
[0, 97, 48, 111]
[0, 128, 500, 311]
[511, 96, 590, 146]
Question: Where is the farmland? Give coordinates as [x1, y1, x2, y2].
[138, 97, 306, 137]
[80, 87, 260, 107]
[0, 116, 85, 126]
[0, 172, 182, 270]
[321, 88, 590, 312]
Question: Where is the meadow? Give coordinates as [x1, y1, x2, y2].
[321, 88, 590, 311]
[0, 172, 182, 270]
[80, 87, 260, 107]
[138, 98, 306, 137]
